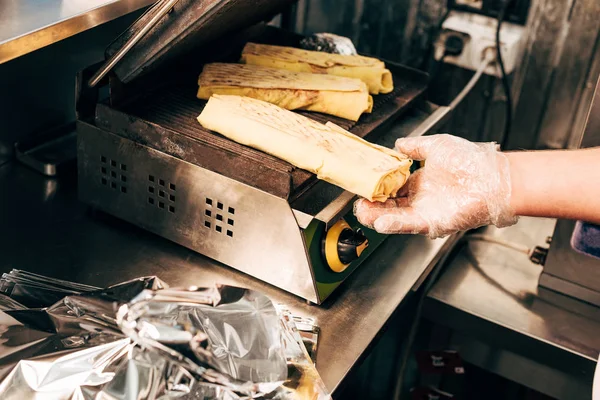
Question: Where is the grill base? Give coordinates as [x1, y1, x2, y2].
[78, 121, 390, 304]
[80, 26, 429, 302]
[78, 121, 319, 302]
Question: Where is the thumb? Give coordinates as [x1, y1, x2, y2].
[395, 136, 437, 161]
[373, 209, 429, 235]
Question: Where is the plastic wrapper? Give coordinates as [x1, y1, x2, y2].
[300, 33, 357, 55]
[0, 270, 329, 400]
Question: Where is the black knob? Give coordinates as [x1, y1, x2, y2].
[337, 228, 368, 265]
[322, 219, 369, 273]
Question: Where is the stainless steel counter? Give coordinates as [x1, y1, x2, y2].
[0, 160, 455, 394]
[425, 217, 600, 399]
[0, 0, 154, 64]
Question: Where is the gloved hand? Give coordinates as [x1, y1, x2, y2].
[354, 134, 518, 239]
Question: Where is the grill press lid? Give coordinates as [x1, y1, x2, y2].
[94, 0, 294, 85]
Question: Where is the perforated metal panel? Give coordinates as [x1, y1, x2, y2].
[100, 156, 128, 194]
[78, 121, 318, 303]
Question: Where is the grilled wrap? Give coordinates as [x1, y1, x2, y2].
[240, 42, 394, 95]
[197, 95, 411, 202]
[197, 63, 373, 121]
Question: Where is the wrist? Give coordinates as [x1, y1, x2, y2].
[489, 150, 519, 227]
[504, 151, 525, 216]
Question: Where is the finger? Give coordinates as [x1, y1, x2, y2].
[353, 199, 407, 220]
[397, 170, 418, 197]
[395, 167, 423, 197]
[354, 198, 393, 228]
[392, 197, 410, 207]
[397, 184, 410, 197]
[354, 198, 411, 228]
[355, 197, 409, 211]
[373, 209, 429, 235]
[395, 136, 439, 161]
[354, 198, 409, 225]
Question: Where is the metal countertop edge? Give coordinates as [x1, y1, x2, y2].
[426, 293, 598, 363]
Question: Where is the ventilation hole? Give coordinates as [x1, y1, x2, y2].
[216, 225, 222, 233]
[158, 190, 165, 198]
[159, 179, 165, 186]
[216, 214, 223, 222]
[169, 183, 176, 191]
[169, 194, 175, 202]
[168, 205, 175, 213]
[149, 175, 155, 182]
[121, 175, 127, 182]
[101, 167, 107, 174]
[111, 160, 117, 167]
[121, 186, 127, 194]
[111, 182, 117, 189]
[227, 230, 233, 237]
[101, 177, 107, 185]
[204, 221, 211, 228]
[101, 156, 107, 163]
[217, 202, 223, 210]
[227, 218, 234, 226]
[228, 207, 235, 214]
[148, 198, 155, 205]
[148, 186, 155, 194]
[158, 202, 165, 209]
[206, 198, 213, 206]
[120, 164, 127, 171]
[205, 210, 212, 217]
[111, 171, 117, 178]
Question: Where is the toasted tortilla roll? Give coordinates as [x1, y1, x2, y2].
[197, 95, 411, 202]
[240, 43, 394, 95]
[197, 63, 372, 121]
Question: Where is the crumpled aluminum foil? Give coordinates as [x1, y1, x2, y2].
[300, 33, 358, 55]
[0, 270, 329, 400]
[277, 305, 319, 366]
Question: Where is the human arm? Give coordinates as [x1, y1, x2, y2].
[354, 134, 600, 239]
[507, 148, 600, 224]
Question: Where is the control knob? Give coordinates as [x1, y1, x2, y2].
[322, 219, 369, 273]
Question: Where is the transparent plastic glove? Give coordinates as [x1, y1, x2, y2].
[354, 134, 518, 239]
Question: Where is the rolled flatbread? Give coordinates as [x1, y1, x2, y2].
[240, 43, 394, 95]
[197, 95, 411, 202]
[197, 63, 372, 121]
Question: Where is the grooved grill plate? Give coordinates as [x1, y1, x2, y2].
[95, 30, 429, 200]
[129, 73, 416, 142]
